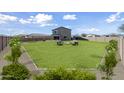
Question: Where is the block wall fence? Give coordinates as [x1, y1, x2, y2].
[83, 36, 124, 66]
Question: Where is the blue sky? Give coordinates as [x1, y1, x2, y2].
[0, 12, 124, 36]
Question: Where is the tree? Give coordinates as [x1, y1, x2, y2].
[100, 52, 117, 79]
[3, 37, 30, 80]
[97, 40, 118, 80]
[105, 40, 118, 53]
[5, 37, 22, 63]
[119, 24, 124, 32]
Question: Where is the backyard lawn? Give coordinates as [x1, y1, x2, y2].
[23, 40, 107, 69]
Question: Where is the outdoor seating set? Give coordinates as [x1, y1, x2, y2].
[56, 40, 79, 46]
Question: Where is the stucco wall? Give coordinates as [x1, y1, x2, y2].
[83, 36, 119, 42]
[83, 36, 124, 66]
[118, 37, 124, 66]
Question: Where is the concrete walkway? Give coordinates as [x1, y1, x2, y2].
[96, 61, 124, 80]
[0, 47, 40, 77]
[0, 47, 10, 78]
[19, 47, 41, 75]
[0, 47, 10, 70]
[112, 62, 124, 80]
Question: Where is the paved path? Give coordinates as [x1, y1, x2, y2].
[112, 62, 124, 80]
[0, 47, 10, 70]
[19, 47, 41, 75]
[0, 47, 10, 78]
[96, 61, 124, 80]
[0, 47, 40, 77]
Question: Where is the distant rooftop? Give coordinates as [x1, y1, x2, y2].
[52, 26, 71, 31]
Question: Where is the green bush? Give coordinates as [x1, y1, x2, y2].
[72, 70, 96, 80]
[105, 52, 117, 68]
[35, 67, 96, 80]
[105, 40, 118, 53]
[2, 63, 30, 80]
[7, 37, 22, 63]
[109, 40, 118, 50]
[4, 54, 13, 63]
[9, 37, 21, 47]
[98, 39, 118, 80]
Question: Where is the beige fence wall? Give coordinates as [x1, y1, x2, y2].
[83, 37, 119, 42]
[118, 37, 124, 65]
[83, 36, 124, 66]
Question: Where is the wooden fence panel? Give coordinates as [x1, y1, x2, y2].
[0, 36, 10, 53]
[21, 36, 53, 42]
[0, 36, 3, 52]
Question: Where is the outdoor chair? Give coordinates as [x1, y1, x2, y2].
[57, 40, 63, 46]
[71, 40, 79, 46]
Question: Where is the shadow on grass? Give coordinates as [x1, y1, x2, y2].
[90, 54, 103, 59]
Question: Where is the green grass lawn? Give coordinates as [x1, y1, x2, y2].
[23, 40, 107, 69]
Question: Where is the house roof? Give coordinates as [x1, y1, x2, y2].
[28, 33, 48, 36]
[52, 26, 71, 31]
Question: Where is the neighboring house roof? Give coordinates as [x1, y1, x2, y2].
[28, 33, 49, 36]
[15, 34, 26, 37]
[0, 34, 8, 37]
[52, 26, 71, 31]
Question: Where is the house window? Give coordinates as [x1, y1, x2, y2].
[54, 30, 58, 34]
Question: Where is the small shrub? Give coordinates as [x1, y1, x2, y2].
[109, 40, 118, 50]
[7, 37, 22, 63]
[2, 63, 30, 80]
[105, 40, 118, 53]
[70, 70, 96, 80]
[98, 39, 118, 80]
[9, 37, 21, 47]
[35, 67, 96, 80]
[4, 54, 13, 63]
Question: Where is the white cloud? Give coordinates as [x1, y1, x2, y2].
[0, 13, 17, 24]
[33, 13, 53, 24]
[19, 18, 31, 24]
[77, 28, 100, 32]
[87, 28, 100, 32]
[40, 23, 58, 27]
[75, 27, 100, 34]
[19, 13, 53, 24]
[0, 20, 6, 24]
[105, 12, 121, 23]
[63, 14, 77, 20]
[18, 13, 56, 27]
[0, 13, 54, 25]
